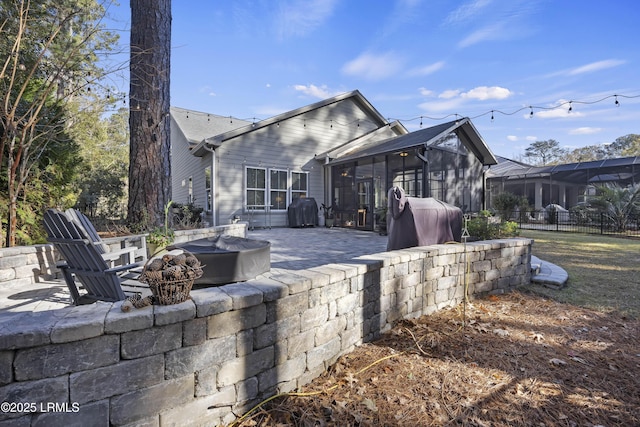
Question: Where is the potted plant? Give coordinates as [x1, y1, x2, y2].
[320, 203, 335, 228]
[147, 201, 175, 256]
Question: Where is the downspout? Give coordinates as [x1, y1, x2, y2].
[203, 143, 216, 226]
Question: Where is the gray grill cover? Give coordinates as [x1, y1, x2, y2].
[169, 235, 270, 285]
[287, 197, 318, 227]
[387, 186, 462, 251]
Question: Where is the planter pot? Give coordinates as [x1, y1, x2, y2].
[325, 218, 334, 228]
[147, 243, 168, 258]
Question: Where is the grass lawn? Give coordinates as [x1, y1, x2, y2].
[519, 229, 640, 319]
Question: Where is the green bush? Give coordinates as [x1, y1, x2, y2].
[466, 217, 519, 240]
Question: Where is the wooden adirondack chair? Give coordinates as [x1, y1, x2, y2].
[64, 209, 146, 265]
[43, 209, 146, 305]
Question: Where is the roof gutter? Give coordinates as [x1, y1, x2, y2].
[202, 143, 217, 226]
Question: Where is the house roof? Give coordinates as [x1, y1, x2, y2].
[316, 121, 409, 161]
[171, 107, 252, 144]
[191, 90, 400, 155]
[328, 117, 498, 166]
[486, 155, 640, 184]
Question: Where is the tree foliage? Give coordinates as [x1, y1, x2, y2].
[0, 0, 118, 246]
[69, 103, 129, 218]
[555, 134, 640, 164]
[524, 139, 567, 166]
[588, 183, 640, 231]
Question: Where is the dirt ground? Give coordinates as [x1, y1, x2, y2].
[234, 291, 640, 427]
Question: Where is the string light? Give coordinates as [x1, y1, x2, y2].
[171, 92, 639, 129]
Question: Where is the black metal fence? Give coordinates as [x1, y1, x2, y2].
[514, 210, 640, 237]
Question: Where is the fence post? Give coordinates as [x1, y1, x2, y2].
[600, 213, 604, 234]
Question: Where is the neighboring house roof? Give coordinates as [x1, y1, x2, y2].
[191, 90, 403, 155]
[171, 106, 251, 144]
[487, 156, 640, 184]
[328, 117, 497, 166]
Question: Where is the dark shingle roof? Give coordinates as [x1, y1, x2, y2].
[330, 117, 497, 166]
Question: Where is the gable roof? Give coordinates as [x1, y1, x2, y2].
[171, 107, 251, 144]
[191, 90, 404, 155]
[328, 117, 497, 166]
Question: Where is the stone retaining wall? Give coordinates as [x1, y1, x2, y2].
[0, 238, 531, 426]
[0, 223, 247, 290]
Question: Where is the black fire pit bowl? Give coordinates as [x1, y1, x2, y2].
[169, 235, 270, 285]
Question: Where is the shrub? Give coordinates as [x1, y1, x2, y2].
[493, 192, 526, 222]
[466, 217, 519, 240]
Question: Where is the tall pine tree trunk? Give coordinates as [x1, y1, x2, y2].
[128, 0, 172, 227]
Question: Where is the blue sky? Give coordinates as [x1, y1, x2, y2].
[107, 0, 640, 159]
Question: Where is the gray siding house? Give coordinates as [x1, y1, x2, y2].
[170, 90, 497, 231]
[171, 90, 405, 228]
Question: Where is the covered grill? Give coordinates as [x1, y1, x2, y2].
[287, 197, 318, 227]
[387, 186, 462, 251]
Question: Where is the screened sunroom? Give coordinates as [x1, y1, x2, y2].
[322, 118, 497, 232]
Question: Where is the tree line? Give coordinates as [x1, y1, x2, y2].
[523, 135, 640, 166]
[0, 0, 170, 247]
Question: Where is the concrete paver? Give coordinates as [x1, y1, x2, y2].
[0, 227, 567, 313]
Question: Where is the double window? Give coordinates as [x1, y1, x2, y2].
[245, 167, 308, 211]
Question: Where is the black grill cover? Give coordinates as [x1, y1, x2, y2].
[169, 235, 270, 285]
[387, 186, 462, 251]
[287, 197, 318, 227]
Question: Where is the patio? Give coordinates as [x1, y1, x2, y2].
[0, 227, 389, 313]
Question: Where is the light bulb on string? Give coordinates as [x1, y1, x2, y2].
[490, 110, 494, 122]
[615, 95, 620, 106]
[420, 116, 423, 128]
[568, 101, 572, 113]
[529, 107, 534, 118]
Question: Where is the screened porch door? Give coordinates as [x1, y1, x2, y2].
[356, 179, 373, 230]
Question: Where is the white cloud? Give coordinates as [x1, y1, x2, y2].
[275, 0, 339, 39]
[568, 59, 626, 75]
[444, 0, 493, 25]
[526, 136, 537, 141]
[266, 83, 271, 88]
[418, 97, 464, 113]
[342, 51, 404, 81]
[458, 23, 505, 48]
[569, 127, 602, 135]
[439, 89, 461, 99]
[419, 85, 513, 113]
[407, 61, 445, 77]
[293, 84, 341, 99]
[209, 92, 216, 97]
[461, 86, 512, 100]
[419, 87, 434, 97]
[507, 135, 518, 141]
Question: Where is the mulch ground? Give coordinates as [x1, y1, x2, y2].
[234, 291, 640, 427]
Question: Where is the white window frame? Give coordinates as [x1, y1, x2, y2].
[244, 166, 309, 211]
[269, 168, 288, 211]
[291, 171, 309, 200]
[245, 166, 267, 210]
